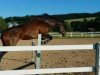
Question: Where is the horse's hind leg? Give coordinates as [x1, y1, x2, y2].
[0, 41, 11, 62]
[0, 52, 6, 62]
[0, 38, 18, 62]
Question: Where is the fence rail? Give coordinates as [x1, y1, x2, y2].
[49, 32, 100, 37]
[0, 34, 99, 75]
[0, 45, 93, 51]
[0, 67, 93, 75]
[0, 44, 100, 75]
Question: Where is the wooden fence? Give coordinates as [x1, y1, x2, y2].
[0, 34, 99, 75]
[49, 32, 100, 37]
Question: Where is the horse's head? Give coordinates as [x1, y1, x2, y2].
[45, 19, 66, 37]
[45, 18, 66, 37]
[55, 20, 66, 37]
[37, 17, 66, 37]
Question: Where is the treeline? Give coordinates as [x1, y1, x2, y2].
[0, 12, 100, 32]
[4, 12, 100, 23]
[54, 12, 100, 20]
[65, 17, 100, 32]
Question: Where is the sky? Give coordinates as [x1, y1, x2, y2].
[0, 0, 100, 18]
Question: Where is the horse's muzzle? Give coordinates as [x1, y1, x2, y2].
[62, 33, 66, 37]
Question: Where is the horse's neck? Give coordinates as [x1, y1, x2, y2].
[43, 18, 57, 27]
[36, 17, 57, 27]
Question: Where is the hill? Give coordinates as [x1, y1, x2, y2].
[4, 12, 100, 23]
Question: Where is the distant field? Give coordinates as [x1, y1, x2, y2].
[65, 17, 96, 24]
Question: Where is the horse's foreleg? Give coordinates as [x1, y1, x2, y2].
[31, 39, 35, 46]
[42, 34, 52, 44]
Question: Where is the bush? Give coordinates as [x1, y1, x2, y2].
[0, 17, 8, 32]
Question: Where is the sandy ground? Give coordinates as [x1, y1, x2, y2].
[0, 38, 100, 75]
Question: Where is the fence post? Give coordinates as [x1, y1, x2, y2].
[94, 43, 100, 75]
[32, 39, 35, 64]
[36, 34, 42, 69]
[91, 32, 94, 37]
[81, 33, 83, 37]
[71, 32, 72, 37]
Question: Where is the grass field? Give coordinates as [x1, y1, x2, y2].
[65, 17, 96, 24]
[0, 38, 100, 75]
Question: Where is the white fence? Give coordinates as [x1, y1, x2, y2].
[0, 34, 100, 75]
[49, 32, 100, 37]
[0, 32, 100, 38]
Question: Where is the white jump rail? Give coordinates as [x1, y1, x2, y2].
[0, 34, 99, 75]
[0, 67, 93, 75]
[0, 45, 93, 51]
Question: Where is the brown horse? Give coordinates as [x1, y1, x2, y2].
[0, 18, 66, 61]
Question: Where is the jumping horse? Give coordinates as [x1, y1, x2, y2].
[0, 17, 66, 61]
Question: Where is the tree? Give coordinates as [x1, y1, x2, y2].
[0, 17, 8, 32]
[70, 21, 81, 31]
[95, 16, 100, 31]
[64, 22, 72, 32]
[79, 18, 88, 32]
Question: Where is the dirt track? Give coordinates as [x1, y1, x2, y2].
[0, 38, 100, 75]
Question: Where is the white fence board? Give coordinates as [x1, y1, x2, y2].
[0, 43, 99, 75]
[0, 67, 93, 75]
[0, 45, 93, 51]
[49, 32, 100, 37]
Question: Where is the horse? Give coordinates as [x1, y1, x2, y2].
[0, 17, 66, 61]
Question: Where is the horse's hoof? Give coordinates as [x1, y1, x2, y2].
[32, 43, 35, 46]
[41, 41, 44, 45]
[44, 41, 47, 44]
